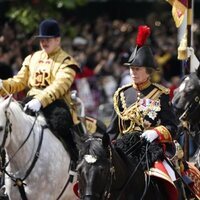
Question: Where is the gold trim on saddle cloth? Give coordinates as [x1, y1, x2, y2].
[146, 167, 178, 200]
[113, 84, 163, 134]
[146, 167, 175, 184]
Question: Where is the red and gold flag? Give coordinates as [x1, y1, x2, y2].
[167, 0, 188, 27]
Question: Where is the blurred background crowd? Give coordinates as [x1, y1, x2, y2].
[0, 0, 200, 124]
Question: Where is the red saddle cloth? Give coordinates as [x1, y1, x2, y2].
[148, 160, 200, 200]
[147, 161, 178, 200]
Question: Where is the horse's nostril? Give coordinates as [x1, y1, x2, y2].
[0, 126, 3, 132]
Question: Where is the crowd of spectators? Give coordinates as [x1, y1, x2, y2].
[0, 12, 200, 119]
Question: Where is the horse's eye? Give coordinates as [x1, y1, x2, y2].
[0, 126, 3, 132]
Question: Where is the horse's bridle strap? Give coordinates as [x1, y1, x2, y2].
[0, 111, 12, 150]
[1, 113, 39, 170]
[2, 124, 46, 200]
[23, 125, 46, 180]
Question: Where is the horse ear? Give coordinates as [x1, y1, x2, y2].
[4, 95, 13, 109]
[102, 133, 110, 148]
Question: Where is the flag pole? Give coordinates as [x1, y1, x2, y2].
[183, 0, 193, 161]
[186, 0, 193, 74]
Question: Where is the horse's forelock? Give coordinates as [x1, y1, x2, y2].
[82, 138, 109, 160]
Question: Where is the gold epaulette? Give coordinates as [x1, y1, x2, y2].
[152, 83, 170, 94]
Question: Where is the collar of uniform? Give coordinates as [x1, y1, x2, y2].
[132, 79, 151, 91]
[47, 47, 61, 58]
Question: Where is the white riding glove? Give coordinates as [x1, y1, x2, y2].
[24, 99, 42, 112]
[187, 47, 200, 72]
[141, 130, 159, 143]
[0, 79, 3, 89]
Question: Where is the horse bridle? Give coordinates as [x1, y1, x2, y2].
[0, 110, 46, 200]
[179, 72, 200, 125]
[0, 109, 74, 200]
[179, 94, 200, 152]
[78, 138, 114, 200]
[0, 110, 12, 150]
[79, 137, 151, 200]
[179, 95, 200, 124]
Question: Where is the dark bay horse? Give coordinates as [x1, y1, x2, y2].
[75, 132, 175, 200]
[172, 67, 200, 168]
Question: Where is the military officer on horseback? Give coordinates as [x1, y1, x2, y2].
[0, 19, 80, 164]
[107, 25, 198, 199]
[107, 25, 177, 145]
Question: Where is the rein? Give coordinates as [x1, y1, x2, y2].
[79, 137, 152, 200]
[0, 110, 12, 150]
[79, 138, 114, 200]
[179, 94, 200, 149]
[1, 113, 39, 169]
[116, 141, 151, 200]
[0, 111, 46, 200]
[125, 136, 145, 156]
[56, 165, 76, 200]
[103, 146, 114, 200]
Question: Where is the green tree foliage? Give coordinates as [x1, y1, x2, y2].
[6, 0, 88, 34]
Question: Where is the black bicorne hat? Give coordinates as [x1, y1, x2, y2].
[124, 25, 157, 69]
[35, 19, 60, 38]
[124, 45, 156, 69]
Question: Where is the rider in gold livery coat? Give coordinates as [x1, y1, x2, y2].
[1, 44, 78, 109]
[107, 26, 180, 200]
[0, 19, 80, 163]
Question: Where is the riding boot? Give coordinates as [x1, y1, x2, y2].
[41, 99, 79, 164]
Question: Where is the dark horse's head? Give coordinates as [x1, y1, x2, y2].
[76, 132, 165, 200]
[76, 133, 112, 200]
[172, 67, 200, 125]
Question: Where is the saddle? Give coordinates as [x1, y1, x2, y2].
[149, 140, 200, 200]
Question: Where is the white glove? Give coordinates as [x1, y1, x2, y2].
[24, 99, 41, 112]
[187, 47, 200, 72]
[0, 79, 3, 89]
[141, 130, 158, 143]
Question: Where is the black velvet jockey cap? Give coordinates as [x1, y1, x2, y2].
[35, 19, 60, 38]
[124, 25, 157, 70]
